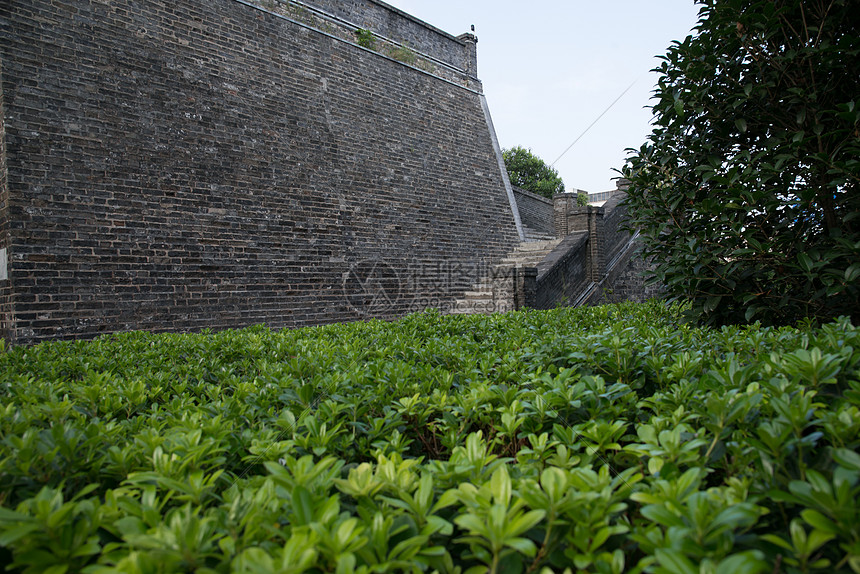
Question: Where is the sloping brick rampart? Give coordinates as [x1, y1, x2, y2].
[287, 0, 470, 71]
[0, 0, 519, 344]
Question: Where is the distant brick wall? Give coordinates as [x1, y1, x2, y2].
[244, 0, 479, 88]
[596, 193, 629, 271]
[0, 0, 519, 344]
[526, 232, 589, 310]
[518, 192, 661, 309]
[295, 0, 470, 72]
[511, 186, 554, 235]
[597, 242, 664, 304]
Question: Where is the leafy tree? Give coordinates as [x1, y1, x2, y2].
[622, 0, 860, 326]
[503, 146, 565, 199]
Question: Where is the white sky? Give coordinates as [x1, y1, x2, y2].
[386, 1, 701, 193]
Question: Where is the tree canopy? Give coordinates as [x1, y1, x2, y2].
[502, 146, 565, 199]
[622, 0, 860, 326]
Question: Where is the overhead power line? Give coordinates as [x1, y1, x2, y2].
[550, 79, 639, 167]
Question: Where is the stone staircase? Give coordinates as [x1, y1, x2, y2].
[522, 224, 555, 243]
[499, 239, 562, 268]
[448, 189, 649, 315]
[451, 235, 562, 315]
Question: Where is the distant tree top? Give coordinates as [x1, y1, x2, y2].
[502, 146, 565, 200]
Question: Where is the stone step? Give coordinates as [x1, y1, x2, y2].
[461, 292, 493, 300]
[490, 263, 531, 273]
[457, 298, 493, 307]
[498, 261, 543, 268]
[504, 254, 547, 263]
[499, 255, 550, 265]
[451, 237, 561, 315]
[523, 232, 556, 242]
[505, 250, 552, 259]
[521, 225, 556, 242]
[504, 254, 555, 262]
[512, 239, 561, 252]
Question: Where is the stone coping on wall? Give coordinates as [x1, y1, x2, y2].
[512, 185, 553, 206]
[366, 0, 464, 45]
[310, 0, 468, 60]
[519, 231, 590, 310]
[535, 231, 589, 282]
[240, 0, 481, 91]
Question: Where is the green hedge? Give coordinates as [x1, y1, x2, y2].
[0, 302, 858, 573]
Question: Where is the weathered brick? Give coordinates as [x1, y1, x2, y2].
[0, 0, 520, 345]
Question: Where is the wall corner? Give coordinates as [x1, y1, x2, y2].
[457, 32, 478, 78]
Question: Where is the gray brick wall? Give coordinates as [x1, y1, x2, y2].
[526, 232, 589, 310]
[511, 186, 554, 235]
[0, 0, 519, 344]
[597, 193, 629, 271]
[597, 242, 664, 305]
[293, 0, 470, 72]
[520, 192, 662, 309]
[0, 52, 10, 341]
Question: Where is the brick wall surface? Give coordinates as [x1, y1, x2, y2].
[596, 242, 664, 305]
[0, 53, 11, 341]
[295, 0, 469, 71]
[596, 193, 629, 270]
[523, 192, 661, 309]
[241, 0, 479, 90]
[0, 0, 519, 344]
[528, 232, 589, 310]
[511, 186, 554, 235]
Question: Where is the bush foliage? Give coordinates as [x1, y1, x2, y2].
[1, 302, 859, 573]
[622, 0, 860, 327]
